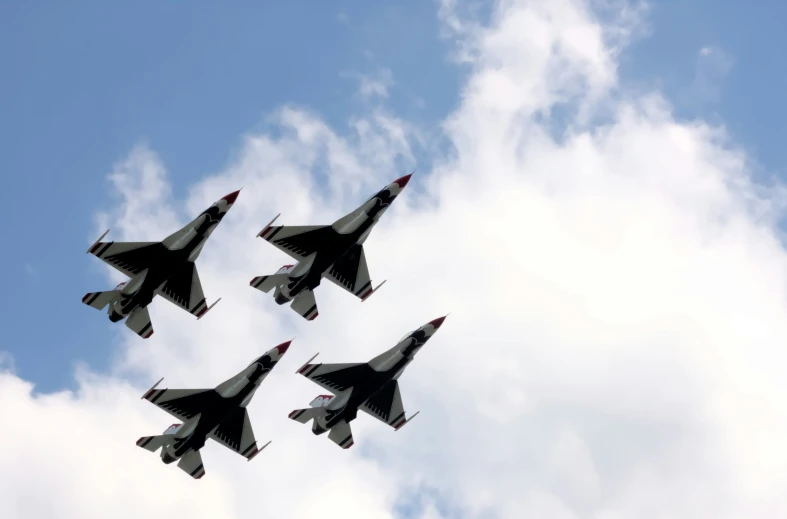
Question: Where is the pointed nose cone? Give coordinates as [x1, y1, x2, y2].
[221, 189, 242, 205]
[428, 315, 448, 330]
[393, 173, 413, 189]
[275, 339, 293, 355]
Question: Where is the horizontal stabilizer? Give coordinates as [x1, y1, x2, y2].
[328, 420, 354, 449]
[81, 290, 120, 311]
[136, 434, 171, 453]
[178, 449, 206, 479]
[288, 407, 327, 424]
[250, 272, 288, 294]
[126, 306, 154, 339]
[290, 289, 318, 321]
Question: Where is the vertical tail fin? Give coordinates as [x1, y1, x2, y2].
[309, 394, 334, 408]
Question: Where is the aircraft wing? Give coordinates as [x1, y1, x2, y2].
[258, 224, 335, 262]
[157, 262, 211, 318]
[360, 380, 409, 429]
[297, 361, 375, 395]
[142, 387, 218, 422]
[209, 407, 265, 461]
[89, 240, 168, 279]
[323, 244, 376, 301]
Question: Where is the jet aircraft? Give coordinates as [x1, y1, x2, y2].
[250, 174, 413, 320]
[82, 190, 240, 338]
[136, 340, 291, 479]
[288, 316, 446, 449]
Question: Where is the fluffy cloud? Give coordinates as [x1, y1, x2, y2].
[341, 68, 396, 100]
[688, 45, 734, 106]
[3, 0, 786, 517]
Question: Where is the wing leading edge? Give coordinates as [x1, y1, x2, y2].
[360, 380, 413, 430]
[296, 359, 373, 395]
[209, 407, 269, 461]
[142, 385, 218, 422]
[258, 224, 335, 262]
[156, 262, 218, 319]
[323, 244, 378, 301]
[88, 240, 167, 279]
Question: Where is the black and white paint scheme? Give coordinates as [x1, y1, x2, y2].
[250, 174, 413, 320]
[288, 316, 446, 449]
[82, 190, 241, 338]
[136, 341, 291, 479]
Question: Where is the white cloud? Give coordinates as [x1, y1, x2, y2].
[0, 352, 15, 373]
[341, 69, 395, 100]
[687, 45, 735, 106]
[3, 0, 787, 518]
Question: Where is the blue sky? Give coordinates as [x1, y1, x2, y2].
[621, 1, 787, 171]
[1, 0, 785, 392]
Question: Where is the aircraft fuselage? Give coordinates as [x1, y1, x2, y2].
[108, 206, 221, 320]
[279, 186, 398, 302]
[313, 358, 410, 434]
[313, 328, 431, 433]
[279, 233, 361, 302]
[161, 356, 274, 462]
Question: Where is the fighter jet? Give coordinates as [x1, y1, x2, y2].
[250, 174, 413, 320]
[288, 316, 446, 449]
[82, 190, 240, 338]
[136, 340, 291, 479]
